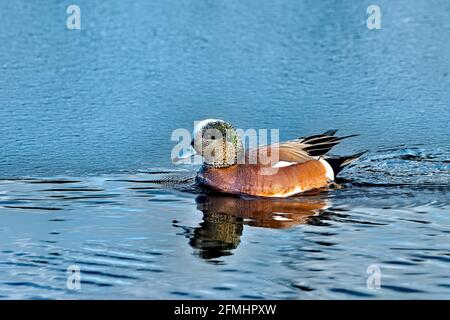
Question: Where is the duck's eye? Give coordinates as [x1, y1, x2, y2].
[210, 136, 215, 140]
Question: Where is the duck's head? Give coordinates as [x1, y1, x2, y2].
[192, 119, 243, 168]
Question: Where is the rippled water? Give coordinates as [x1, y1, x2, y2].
[0, 148, 449, 299]
[0, 1, 449, 299]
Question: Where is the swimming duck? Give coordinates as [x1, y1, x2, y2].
[186, 119, 364, 198]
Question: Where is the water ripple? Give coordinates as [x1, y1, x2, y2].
[0, 147, 448, 298]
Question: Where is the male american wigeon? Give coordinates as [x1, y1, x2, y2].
[184, 119, 364, 198]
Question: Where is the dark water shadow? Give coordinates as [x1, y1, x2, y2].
[175, 192, 330, 261]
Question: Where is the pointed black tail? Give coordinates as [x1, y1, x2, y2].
[325, 151, 366, 177]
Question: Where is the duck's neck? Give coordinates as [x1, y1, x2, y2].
[203, 162, 236, 169]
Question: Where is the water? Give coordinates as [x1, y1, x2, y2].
[0, 0, 449, 299]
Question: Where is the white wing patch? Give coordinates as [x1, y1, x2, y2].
[319, 158, 335, 181]
[272, 161, 297, 168]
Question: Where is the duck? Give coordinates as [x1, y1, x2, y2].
[183, 119, 364, 198]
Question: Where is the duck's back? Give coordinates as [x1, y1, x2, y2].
[196, 160, 329, 197]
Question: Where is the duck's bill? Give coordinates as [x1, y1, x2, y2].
[172, 147, 200, 164]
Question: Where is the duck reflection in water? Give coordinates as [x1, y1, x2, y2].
[180, 191, 330, 260]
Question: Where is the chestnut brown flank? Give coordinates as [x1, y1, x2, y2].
[197, 160, 328, 197]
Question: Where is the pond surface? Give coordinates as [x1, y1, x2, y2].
[0, 0, 449, 299]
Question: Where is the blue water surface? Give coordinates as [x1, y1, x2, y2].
[0, 0, 449, 299]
